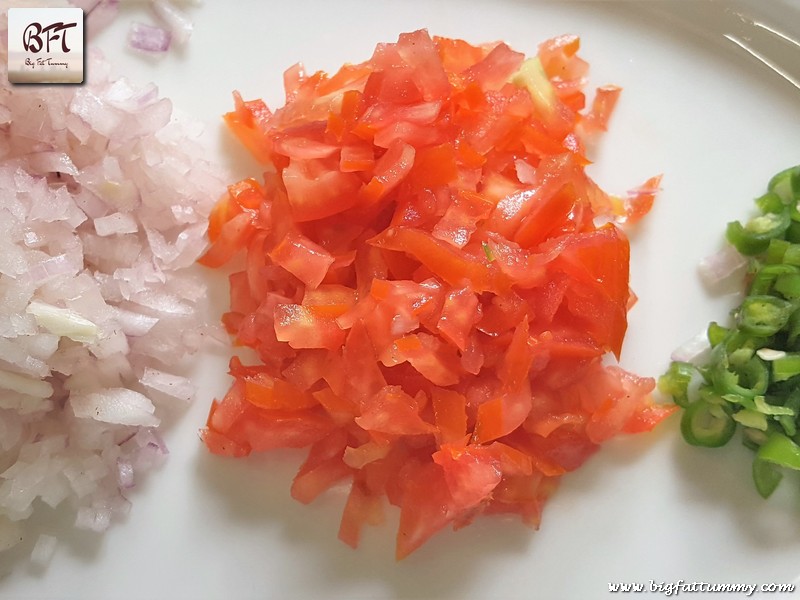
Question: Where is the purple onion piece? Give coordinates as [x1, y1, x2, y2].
[128, 22, 172, 54]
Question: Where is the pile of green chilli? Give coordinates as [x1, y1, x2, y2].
[660, 165, 800, 499]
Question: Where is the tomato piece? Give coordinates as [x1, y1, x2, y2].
[233, 407, 335, 452]
[436, 285, 481, 351]
[581, 85, 621, 135]
[395, 462, 453, 560]
[371, 227, 510, 294]
[302, 284, 357, 318]
[432, 190, 494, 249]
[473, 379, 533, 444]
[565, 363, 662, 444]
[547, 224, 630, 357]
[269, 231, 334, 289]
[281, 349, 327, 390]
[283, 158, 361, 222]
[460, 332, 485, 375]
[487, 153, 580, 239]
[486, 472, 558, 528]
[340, 144, 375, 172]
[207, 379, 248, 434]
[431, 388, 468, 445]
[408, 143, 458, 189]
[274, 304, 346, 350]
[384, 333, 461, 387]
[360, 140, 415, 204]
[462, 42, 525, 91]
[514, 183, 588, 248]
[356, 386, 436, 436]
[198, 211, 256, 268]
[340, 321, 387, 402]
[497, 316, 534, 390]
[343, 441, 391, 469]
[223, 91, 273, 163]
[200, 427, 250, 458]
[432, 444, 502, 511]
[203, 29, 668, 560]
[339, 477, 384, 549]
[243, 372, 318, 410]
[291, 430, 352, 504]
[620, 174, 661, 226]
[313, 386, 358, 424]
[395, 29, 451, 100]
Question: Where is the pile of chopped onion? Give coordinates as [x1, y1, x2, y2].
[0, 18, 225, 559]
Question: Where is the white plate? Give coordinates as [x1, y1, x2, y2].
[4, 1, 800, 598]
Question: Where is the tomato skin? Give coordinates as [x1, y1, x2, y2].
[291, 430, 352, 504]
[370, 227, 510, 294]
[234, 407, 335, 453]
[340, 144, 375, 172]
[462, 42, 525, 91]
[621, 175, 662, 226]
[200, 427, 250, 458]
[387, 333, 461, 387]
[223, 91, 273, 164]
[486, 472, 558, 528]
[408, 143, 458, 189]
[432, 190, 494, 249]
[283, 158, 362, 222]
[547, 224, 630, 358]
[274, 304, 347, 351]
[360, 140, 415, 204]
[339, 477, 385, 549]
[243, 372, 318, 410]
[432, 444, 502, 511]
[356, 386, 436, 436]
[431, 388, 468, 445]
[395, 462, 453, 560]
[198, 211, 256, 268]
[203, 29, 668, 560]
[269, 231, 334, 290]
[473, 379, 534, 444]
[436, 285, 481, 352]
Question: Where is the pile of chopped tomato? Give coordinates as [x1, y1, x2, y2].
[199, 30, 675, 559]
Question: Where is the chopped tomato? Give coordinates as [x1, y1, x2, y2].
[201, 29, 667, 560]
[269, 231, 334, 289]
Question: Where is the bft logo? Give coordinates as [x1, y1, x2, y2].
[7, 8, 84, 84]
[23, 21, 78, 54]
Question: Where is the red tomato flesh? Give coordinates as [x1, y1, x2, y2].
[199, 29, 674, 560]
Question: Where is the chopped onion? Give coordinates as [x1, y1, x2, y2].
[0, 517, 23, 552]
[150, 0, 193, 46]
[116, 460, 135, 489]
[110, 307, 160, 336]
[71, 388, 160, 427]
[75, 506, 112, 533]
[140, 367, 195, 402]
[757, 348, 787, 361]
[0, 39, 226, 566]
[128, 22, 172, 54]
[698, 243, 749, 288]
[30, 534, 58, 568]
[671, 330, 712, 365]
[22, 254, 82, 286]
[0, 369, 54, 399]
[26, 300, 100, 344]
[94, 212, 139, 236]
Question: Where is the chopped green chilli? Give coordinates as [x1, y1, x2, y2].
[660, 165, 800, 499]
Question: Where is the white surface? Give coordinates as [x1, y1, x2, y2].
[4, 1, 800, 599]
